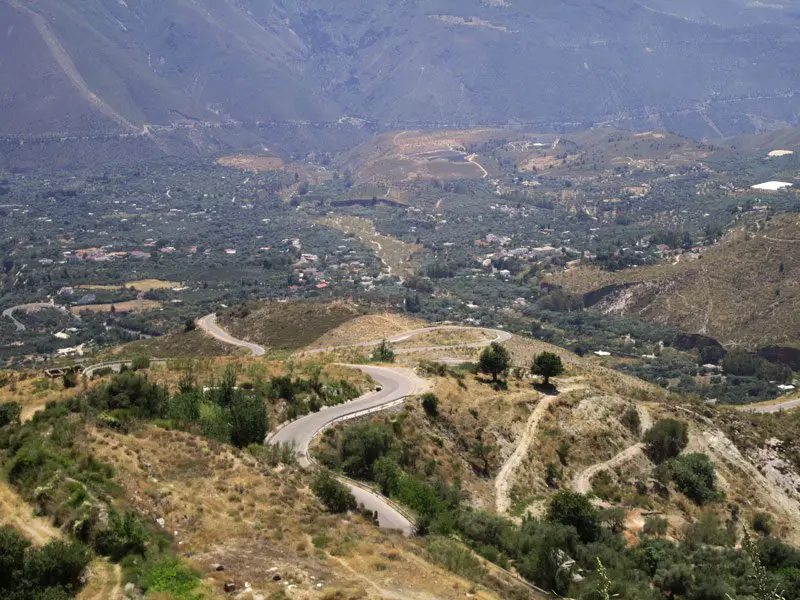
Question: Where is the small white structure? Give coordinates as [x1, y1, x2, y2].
[767, 150, 794, 158]
[594, 350, 611, 357]
[751, 181, 793, 191]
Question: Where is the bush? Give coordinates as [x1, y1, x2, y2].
[643, 419, 688, 464]
[340, 422, 396, 479]
[373, 456, 401, 496]
[229, 394, 269, 448]
[421, 393, 439, 418]
[94, 510, 149, 560]
[621, 406, 641, 436]
[642, 516, 668, 537]
[753, 512, 775, 536]
[669, 453, 720, 505]
[130, 356, 151, 371]
[62, 371, 78, 389]
[427, 537, 485, 581]
[0, 527, 91, 598]
[546, 491, 600, 543]
[371, 340, 396, 363]
[0, 401, 21, 427]
[311, 470, 357, 513]
[85, 372, 168, 419]
[139, 555, 203, 599]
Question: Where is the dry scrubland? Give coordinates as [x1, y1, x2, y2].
[559, 213, 800, 348]
[218, 300, 366, 351]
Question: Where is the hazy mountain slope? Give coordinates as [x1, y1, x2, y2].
[3, 0, 800, 141]
[559, 214, 800, 351]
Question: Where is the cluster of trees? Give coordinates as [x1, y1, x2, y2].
[0, 527, 91, 600]
[478, 343, 565, 386]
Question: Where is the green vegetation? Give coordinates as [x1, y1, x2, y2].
[0, 401, 21, 427]
[371, 339, 396, 363]
[421, 393, 439, 418]
[0, 527, 91, 600]
[478, 342, 511, 382]
[311, 470, 357, 513]
[531, 351, 565, 386]
[644, 419, 689, 464]
[668, 453, 721, 505]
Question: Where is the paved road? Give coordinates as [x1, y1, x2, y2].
[196, 313, 266, 357]
[269, 365, 427, 535]
[738, 398, 800, 414]
[199, 315, 512, 535]
[82, 360, 167, 378]
[2, 302, 78, 332]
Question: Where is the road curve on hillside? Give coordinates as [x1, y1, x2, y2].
[198, 316, 512, 535]
[2, 302, 79, 332]
[196, 313, 266, 356]
[300, 325, 513, 356]
[269, 365, 429, 535]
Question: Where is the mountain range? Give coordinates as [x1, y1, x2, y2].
[3, 0, 800, 148]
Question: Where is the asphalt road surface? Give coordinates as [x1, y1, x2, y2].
[196, 313, 266, 356]
[269, 365, 425, 535]
[738, 398, 800, 414]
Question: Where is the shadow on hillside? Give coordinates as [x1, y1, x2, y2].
[475, 376, 508, 391]
[533, 382, 558, 395]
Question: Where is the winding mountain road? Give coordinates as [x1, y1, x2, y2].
[196, 313, 267, 356]
[197, 314, 512, 535]
[2, 302, 79, 332]
[269, 365, 429, 535]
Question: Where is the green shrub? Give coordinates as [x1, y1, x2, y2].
[0, 528, 91, 598]
[340, 422, 396, 479]
[669, 453, 720, 505]
[753, 512, 775, 536]
[642, 516, 668, 537]
[621, 406, 641, 436]
[229, 394, 269, 448]
[198, 402, 230, 443]
[139, 555, 203, 599]
[478, 342, 511, 382]
[0, 401, 21, 428]
[311, 470, 356, 513]
[643, 419, 688, 464]
[547, 491, 600, 543]
[421, 393, 439, 418]
[427, 537, 485, 581]
[130, 356, 151, 371]
[531, 351, 565, 386]
[94, 510, 149, 561]
[371, 340, 396, 363]
[373, 456, 401, 496]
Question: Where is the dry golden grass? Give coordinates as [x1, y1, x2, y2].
[0, 371, 85, 422]
[558, 213, 800, 349]
[86, 425, 523, 599]
[216, 155, 285, 172]
[71, 299, 162, 314]
[0, 479, 61, 545]
[394, 328, 493, 349]
[307, 314, 427, 349]
[102, 329, 238, 360]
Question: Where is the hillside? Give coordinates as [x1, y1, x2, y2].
[559, 213, 800, 352]
[4, 0, 800, 151]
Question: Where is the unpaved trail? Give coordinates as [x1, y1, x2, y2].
[495, 381, 588, 514]
[466, 154, 489, 178]
[572, 405, 652, 494]
[0, 481, 61, 545]
[573, 443, 644, 494]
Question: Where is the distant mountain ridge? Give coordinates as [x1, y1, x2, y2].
[3, 0, 800, 146]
